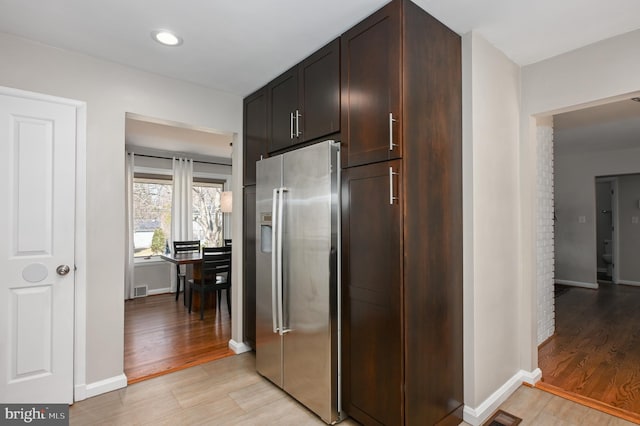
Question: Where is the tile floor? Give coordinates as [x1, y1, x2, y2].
[70, 353, 636, 425]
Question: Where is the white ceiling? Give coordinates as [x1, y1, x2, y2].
[555, 99, 640, 155]
[1, 0, 639, 97]
[1, 0, 639, 156]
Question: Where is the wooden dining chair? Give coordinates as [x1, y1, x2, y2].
[188, 246, 232, 320]
[173, 240, 200, 302]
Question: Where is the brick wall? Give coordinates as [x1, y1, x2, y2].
[537, 124, 555, 344]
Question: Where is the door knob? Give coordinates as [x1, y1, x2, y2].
[56, 265, 71, 276]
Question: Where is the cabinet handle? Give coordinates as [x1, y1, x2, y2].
[389, 167, 399, 205]
[295, 110, 302, 137]
[389, 112, 398, 151]
[290, 112, 295, 139]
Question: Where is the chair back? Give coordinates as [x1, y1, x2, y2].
[173, 240, 200, 254]
[201, 246, 232, 286]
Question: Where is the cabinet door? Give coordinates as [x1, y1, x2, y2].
[341, 1, 401, 167]
[342, 160, 403, 425]
[299, 38, 340, 143]
[243, 185, 257, 349]
[268, 67, 298, 152]
[243, 88, 268, 186]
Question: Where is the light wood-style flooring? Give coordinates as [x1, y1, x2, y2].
[70, 352, 634, 425]
[539, 283, 640, 422]
[124, 292, 234, 384]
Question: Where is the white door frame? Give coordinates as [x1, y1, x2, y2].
[0, 86, 87, 402]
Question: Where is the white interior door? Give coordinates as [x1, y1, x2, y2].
[0, 90, 76, 403]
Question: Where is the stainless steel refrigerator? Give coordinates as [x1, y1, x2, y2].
[256, 140, 342, 424]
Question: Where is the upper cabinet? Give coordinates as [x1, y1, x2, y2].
[243, 87, 268, 186]
[341, 2, 401, 168]
[269, 38, 340, 152]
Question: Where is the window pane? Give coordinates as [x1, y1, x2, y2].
[192, 183, 223, 247]
[133, 179, 172, 257]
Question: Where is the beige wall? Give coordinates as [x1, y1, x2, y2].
[0, 32, 243, 387]
[464, 28, 640, 422]
[462, 32, 522, 409]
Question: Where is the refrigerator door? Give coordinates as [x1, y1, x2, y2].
[256, 155, 283, 387]
[281, 141, 340, 423]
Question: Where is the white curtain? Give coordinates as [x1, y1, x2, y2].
[124, 152, 136, 300]
[171, 157, 194, 291]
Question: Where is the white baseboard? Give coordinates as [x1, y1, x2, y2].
[617, 279, 640, 287]
[148, 287, 173, 296]
[74, 373, 127, 401]
[555, 279, 598, 289]
[229, 339, 252, 354]
[463, 368, 542, 426]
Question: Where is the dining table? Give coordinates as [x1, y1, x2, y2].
[160, 252, 203, 307]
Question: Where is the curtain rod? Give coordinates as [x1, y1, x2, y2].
[129, 152, 231, 167]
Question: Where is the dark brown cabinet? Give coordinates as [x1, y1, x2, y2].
[341, 1, 463, 425]
[243, 185, 257, 349]
[268, 68, 298, 152]
[243, 87, 268, 186]
[268, 38, 340, 152]
[341, 2, 401, 168]
[341, 160, 403, 426]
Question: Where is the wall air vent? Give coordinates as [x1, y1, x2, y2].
[133, 285, 148, 298]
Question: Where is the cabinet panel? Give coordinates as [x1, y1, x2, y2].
[341, 1, 401, 168]
[268, 68, 298, 152]
[342, 160, 402, 425]
[300, 38, 340, 142]
[243, 185, 257, 349]
[243, 88, 268, 186]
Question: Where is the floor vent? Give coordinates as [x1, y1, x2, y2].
[133, 285, 148, 298]
[483, 410, 522, 426]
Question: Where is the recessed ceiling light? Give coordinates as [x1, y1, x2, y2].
[151, 30, 183, 47]
[631, 97, 640, 103]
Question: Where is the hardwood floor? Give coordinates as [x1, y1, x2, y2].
[124, 292, 234, 384]
[539, 283, 640, 421]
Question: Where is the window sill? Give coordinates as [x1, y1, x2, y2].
[134, 256, 167, 265]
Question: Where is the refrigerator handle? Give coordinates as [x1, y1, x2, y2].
[277, 187, 287, 335]
[271, 188, 279, 334]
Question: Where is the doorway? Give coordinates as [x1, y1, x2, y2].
[537, 98, 640, 421]
[123, 113, 236, 383]
[595, 177, 615, 283]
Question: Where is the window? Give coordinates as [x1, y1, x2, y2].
[132, 173, 226, 257]
[192, 180, 225, 247]
[133, 176, 172, 257]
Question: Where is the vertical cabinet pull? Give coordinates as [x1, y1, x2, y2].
[295, 110, 302, 137]
[389, 112, 398, 151]
[389, 167, 399, 205]
[289, 110, 303, 139]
